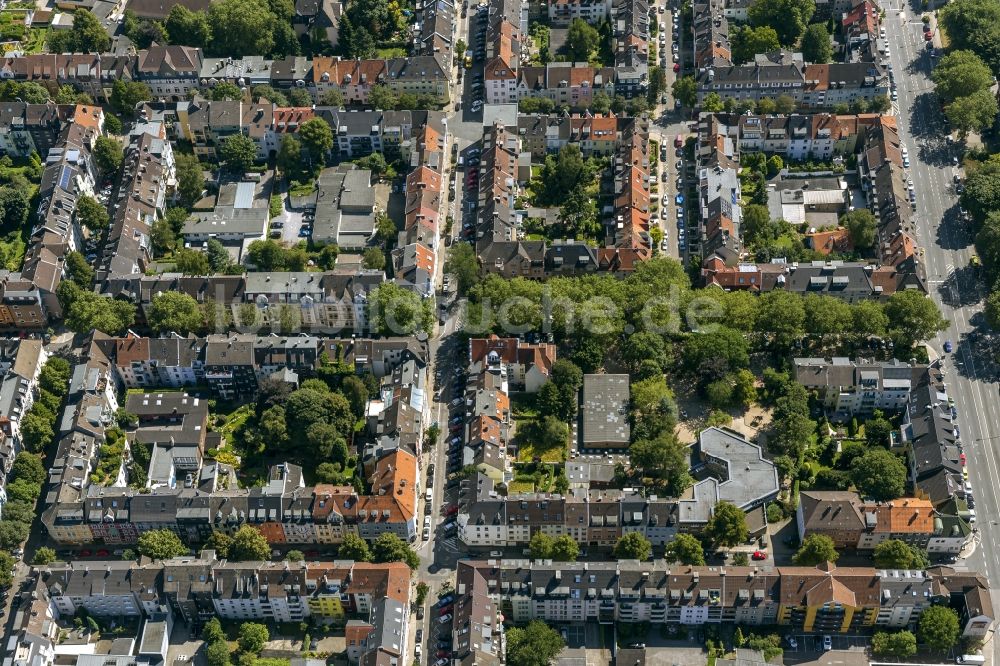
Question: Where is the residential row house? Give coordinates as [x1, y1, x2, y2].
[0, 339, 47, 511]
[793, 356, 926, 419]
[473, 117, 655, 280]
[458, 428, 778, 548]
[29, 554, 412, 631]
[447, 558, 992, 655]
[0, 105, 102, 328]
[797, 490, 972, 555]
[100, 269, 385, 338]
[694, 50, 889, 109]
[701, 258, 924, 299]
[96, 114, 175, 285]
[100, 333, 426, 400]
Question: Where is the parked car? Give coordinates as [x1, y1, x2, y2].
[751, 550, 767, 560]
[438, 614, 453, 624]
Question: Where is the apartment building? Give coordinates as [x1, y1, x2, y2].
[136, 46, 204, 100]
[468, 335, 555, 393]
[797, 490, 972, 554]
[459, 428, 776, 548]
[793, 357, 923, 418]
[450, 559, 993, 640]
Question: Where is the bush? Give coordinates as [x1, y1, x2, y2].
[765, 502, 784, 523]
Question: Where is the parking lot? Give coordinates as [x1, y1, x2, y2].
[784, 634, 871, 653]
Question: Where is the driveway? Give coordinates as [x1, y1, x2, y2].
[274, 188, 307, 244]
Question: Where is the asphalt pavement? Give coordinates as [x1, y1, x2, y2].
[887, 4, 1000, 662]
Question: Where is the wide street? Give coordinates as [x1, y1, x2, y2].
[887, 0, 1000, 656]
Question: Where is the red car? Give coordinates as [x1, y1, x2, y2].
[437, 651, 451, 658]
[439, 605, 453, 616]
[673, 63, 681, 73]
[751, 550, 768, 561]
[961, 453, 967, 465]
[80, 550, 92, 557]
[96, 549, 109, 557]
[924, 31, 933, 40]
[446, 504, 459, 516]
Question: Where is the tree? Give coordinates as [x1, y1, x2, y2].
[871, 631, 918, 659]
[175, 153, 206, 207]
[137, 529, 188, 559]
[705, 501, 748, 547]
[733, 369, 757, 408]
[884, 290, 947, 348]
[793, 534, 839, 565]
[69, 9, 111, 52]
[684, 326, 750, 381]
[445, 242, 480, 294]
[368, 84, 398, 110]
[613, 532, 652, 561]
[20, 412, 54, 453]
[369, 281, 433, 335]
[619, 331, 669, 373]
[104, 114, 123, 135]
[228, 525, 270, 561]
[204, 531, 233, 558]
[748, 0, 815, 45]
[0, 552, 14, 587]
[207, 0, 277, 56]
[203, 618, 227, 643]
[0, 521, 29, 549]
[206, 641, 231, 666]
[238, 622, 270, 654]
[298, 118, 334, 167]
[841, 209, 877, 249]
[0, 186, 29, 227]
[665, 533, 706, 565]
[874, 539, 929, 569]
[220, 133, 258, 173]
[285, 549, 304, 562]
[276, 135, 302, 177]
[32, 547, 56, 565]
[75, 196, 109, 231]
[210, 82, 244, 101]
[529, 531, 554, 559]
[565, 18, 600, 61]
[946, 89, 999, 136]
[362, 247, 386, 271]
[506, 621, 565, 666]
[986, 290, 1000, 330]
[371, 533, 420, 569]
[111, 80, 152, 116]
[629, 433, 692, 495]
[319, 88, 345, 107]
[93, 137, 123, 176]
[538, 415, 568, 450]
[148, 291, 204, 334]
[173, 248, 210, 275]
[11, 452, 46, 485]
[551, 535, 580, 561]
[66, 251, 95, 288]
[702, 92, 724, 113]
[59, 282, 135, 335]
[730, 25, 781, 64]
[672, 76, 697, 108]
[206, 238, 232, 273]
[940, 0, 1000, 76]
[864, 413, 892, 448]
[918, 606, 960, 652]
[165, 4, 212, 46]
[801, 23, 832, 64]
[338, 532, 373, 561]
[933, 50, 994, 103]
[851, 449, 907, 500]
[6, 478, 40, 504]
[591, 90, 612, 113]
[775, 94, 797, 114]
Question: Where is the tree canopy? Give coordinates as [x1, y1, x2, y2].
[613, 531, 653, 561]
[851, 449, 908, 500]
[793, 534, 839, 565]
[918, 606, 960, 652]
[506, 621, 566, 666]
[748, 0, 816, 45]
[800, 23, 832, 64]
[665, 533, 706, 565]
[147, 291, 204, 334]
[228, 525, 271, 561]
[564, 18, 600, 61]
[705, 501, 748, 547]
[137, 529, 188, 559]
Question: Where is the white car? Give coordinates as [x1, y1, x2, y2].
[422, 527, 430, 540]
[439, 613, 453, 624]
